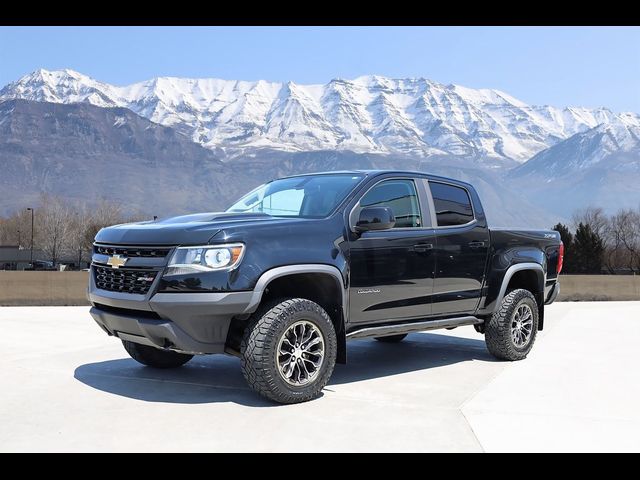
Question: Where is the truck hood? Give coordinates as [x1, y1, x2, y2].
[95, 212, 287, 245]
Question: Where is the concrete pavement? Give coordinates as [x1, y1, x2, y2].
[0, 302, 638, 452]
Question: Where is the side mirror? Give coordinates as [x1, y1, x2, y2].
[356, 206, 396, 232]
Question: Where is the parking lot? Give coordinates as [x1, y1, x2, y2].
[1, 302, 639, 452]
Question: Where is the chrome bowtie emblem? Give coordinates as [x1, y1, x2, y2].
[107, 254, 128, 269]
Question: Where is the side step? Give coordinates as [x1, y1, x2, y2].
[346, 316, 483, 340]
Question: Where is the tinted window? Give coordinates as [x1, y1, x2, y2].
[227, 174, 363, 218]
[429, 182, 474, 226]
[361, 179, 421, 228]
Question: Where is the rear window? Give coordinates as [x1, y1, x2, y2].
[429, 182, 474, 226]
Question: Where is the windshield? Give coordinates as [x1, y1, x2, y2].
[226, 174, 364, 218]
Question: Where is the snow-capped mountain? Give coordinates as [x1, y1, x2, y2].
[0, 98, 556, 226]
[509, 116, 640, 216]
[1, 68, 639, 223]
[1, 69, 634, 164]
[512, 114, 640, 176]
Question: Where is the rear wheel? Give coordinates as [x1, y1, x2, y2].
[374, 334, 407, 343]
[122, 340, 193, 368]
[485, 289, 538, 361]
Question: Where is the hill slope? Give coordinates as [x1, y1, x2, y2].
[0, 99, 559, 227]
[0, 99, 255, 215]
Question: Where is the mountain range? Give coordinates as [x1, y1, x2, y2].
[1, 69, 639, 226]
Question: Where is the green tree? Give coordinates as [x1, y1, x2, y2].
[552, 223, 574, 273]
[573, 222, 604, 274]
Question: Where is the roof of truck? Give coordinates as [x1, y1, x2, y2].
[282, 170, 473, 188]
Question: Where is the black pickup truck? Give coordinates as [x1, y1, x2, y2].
[88, 170, 563, 404]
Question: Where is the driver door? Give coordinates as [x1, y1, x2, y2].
[348, 178, 436, 325]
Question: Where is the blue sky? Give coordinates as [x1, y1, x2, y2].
[1, 26, 639, 112]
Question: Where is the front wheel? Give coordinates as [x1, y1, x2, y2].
[485, 289, 539, 361]
[241, 298, 337, 404]
[122, 340, 193, 368]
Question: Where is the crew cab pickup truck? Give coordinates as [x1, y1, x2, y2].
[88, 170, 563, 404]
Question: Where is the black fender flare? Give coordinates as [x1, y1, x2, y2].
[243, 264, 348, 363]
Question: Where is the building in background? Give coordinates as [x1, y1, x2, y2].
[0, 246, 54, 270]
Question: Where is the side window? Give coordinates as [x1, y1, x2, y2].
[429, 182, 474, 226]
[361, 179, 421, 228]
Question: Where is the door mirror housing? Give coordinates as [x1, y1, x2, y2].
[356, 206, 396, 232]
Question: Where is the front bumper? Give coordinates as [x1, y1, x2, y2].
[88, 271, 253, 354]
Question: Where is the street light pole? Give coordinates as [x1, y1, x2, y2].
[26, 208, 34, 265]
[17, 229, 21, 248]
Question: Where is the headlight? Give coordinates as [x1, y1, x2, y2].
[165, 243, 245, 275]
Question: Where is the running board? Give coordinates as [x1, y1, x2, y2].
[346, 316, 483, 340]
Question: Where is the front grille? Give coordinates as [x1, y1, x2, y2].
[94, 244, 171, 258]
[93, 265, 158, 295]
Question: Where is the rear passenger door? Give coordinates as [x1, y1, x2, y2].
[427, 181, 490, 315]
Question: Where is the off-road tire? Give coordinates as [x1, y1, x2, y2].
[241, 298, 337, 404]
[122, 340, 194, 368]
[374, 334, 408, 343]
[485, 289, 539, 361]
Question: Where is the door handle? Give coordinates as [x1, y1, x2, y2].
[413, 243, 433, 252]
[468, 241, 486, 248]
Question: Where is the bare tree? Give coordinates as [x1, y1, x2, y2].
[603, 222, 624, 274]
[0, 209, 32, 247]
[81, 199, 126, 250]
[1, 196, 153, 270]
[607, 209, 640, 273]
[66, 203, 92, 267]
[36, 195, 73, 266]
[572, 206, 609, 241]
